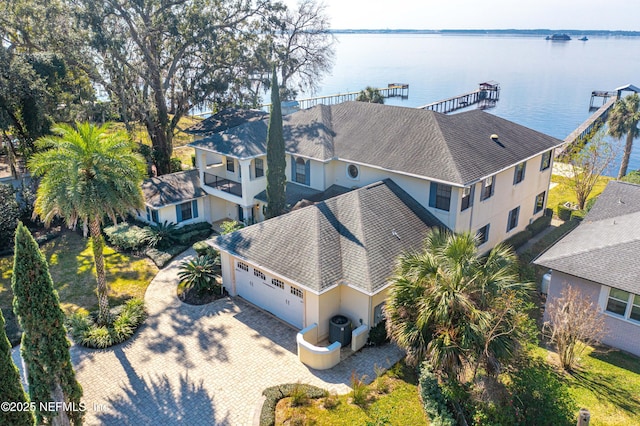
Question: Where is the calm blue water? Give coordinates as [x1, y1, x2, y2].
[307, 33, 640, 175]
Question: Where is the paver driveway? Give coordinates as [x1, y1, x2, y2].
[67, 249, 404, 425]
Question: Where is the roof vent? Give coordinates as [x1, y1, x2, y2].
[490, 134, 499, 140]
[392, 229, 400, 240]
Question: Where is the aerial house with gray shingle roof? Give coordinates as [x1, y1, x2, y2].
[535, 181, 640, 357]
[209, 179, 444, 338]
[189, 101, 563, 248]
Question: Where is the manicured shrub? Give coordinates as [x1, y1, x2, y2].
[557, 203, 573, 221]
[220, 220, 245, 234]
[367, 319, 389, 346]
[67, 298, 146, 349]
[170, 157, 183, 172]
[418, 362, 456, 426]
[570, 209, 586, 221]
[526, 215, 552, 236]
[260, 384, 325, 426]
[502, 230, 532, 250]
[104, 223, 148, 251]
[146, 245, 188, 268]
[174, 228, 211, 245]
[585, 196, 599, 212]
[192, 241, 217, 257]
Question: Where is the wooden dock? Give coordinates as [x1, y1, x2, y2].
[556, 96, 617, 159]
[295, 83, 409, 109]
[417, 82, 500, 114]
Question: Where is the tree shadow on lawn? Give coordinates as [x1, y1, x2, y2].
[95, 347, 226, 425]
[589, 349, 640, 375]
[569, 365, 639, 414]
[140, 301, 232, 368]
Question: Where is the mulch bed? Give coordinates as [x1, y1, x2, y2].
[177, 285, 226, 305]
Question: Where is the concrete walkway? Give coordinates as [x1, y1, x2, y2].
[15, 249, 403, 425]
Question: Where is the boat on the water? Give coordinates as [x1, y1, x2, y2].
[546, 33, 572, 41]
[579, 36, 588, 41]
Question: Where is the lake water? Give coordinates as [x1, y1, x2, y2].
[308, 33, 640, 175]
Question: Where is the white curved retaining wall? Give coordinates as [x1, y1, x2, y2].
[297, 323, 341, 370]
[351, 324, 369, 352]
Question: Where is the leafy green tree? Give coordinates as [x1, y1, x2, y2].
[73, 0, 275, 175]
[621, 169, 640, 184]
[356, 86, 384, 104]
[29, 122, 146, 325]
[0, 308, 34, 426]
[265, 66, 287, 219]
[12, 223, 82, 425]
[608, 93, 640, 179]
[0, 184, 20, 252]
[385, 229, 533, 381]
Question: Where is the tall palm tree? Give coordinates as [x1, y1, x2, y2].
[608, 93, 640, 179]
[356, 86, 384, 104]
[385, 229, 532, 380]
[29, 122, 146, 325]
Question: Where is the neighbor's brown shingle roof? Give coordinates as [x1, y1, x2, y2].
[535, 181, 640, 294]
[141, 169, 206, 208]
[211, 179, 444, 294]
[190, 101, 563, 185]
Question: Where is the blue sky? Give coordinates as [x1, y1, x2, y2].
[283, 0, 640, 31]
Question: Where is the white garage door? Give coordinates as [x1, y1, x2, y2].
[234, 261, 304, 328]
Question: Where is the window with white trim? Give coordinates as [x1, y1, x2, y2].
[295, 157, 306, 184]
[255, 158, 264, 178]
[291, 287, 303, 298]
[481, 176, 494, 200]
[226, 157, 235, 172]
[606, 288, 640, 322]
[461, 185, 474, 211]
[253, 269, 266, 281]
[237, 261, 249, 272]
[272, 278, 284, 289]
[540, 150, 552, 171]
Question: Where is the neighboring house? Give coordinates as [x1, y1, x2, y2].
[209, 179, 444, 338]
[535, 181, 640, 357]
[189, 101, 563, 248]
[136, 169, 208, 227]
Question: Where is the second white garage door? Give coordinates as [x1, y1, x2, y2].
[234, 261, 304, 329]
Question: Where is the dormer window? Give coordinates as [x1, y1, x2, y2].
[481, 176, 495, 200]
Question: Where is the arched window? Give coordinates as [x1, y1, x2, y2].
[295, 157, 306, 184]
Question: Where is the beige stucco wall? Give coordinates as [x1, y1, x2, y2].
[547, 271, 640, 357]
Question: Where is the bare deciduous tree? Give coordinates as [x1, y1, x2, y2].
[544, 285, 608, 371]
[566, 128, 618, 210]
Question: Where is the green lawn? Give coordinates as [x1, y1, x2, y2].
[276, 361, 428, 425]
[547, 173, 613, 214]
[0, 230, 158, 315]
[536, 346, 640, 426]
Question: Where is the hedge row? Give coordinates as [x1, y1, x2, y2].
[556, 203, 573, 221]
[104, 223, 149, 251]
[260, 384, 325, 426]
[419, 363, 456, 426]
[503, 230, 532, 251]
[526, 215, 552, 236]
[518, 218, 582, 264]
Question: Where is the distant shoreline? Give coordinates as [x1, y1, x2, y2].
[330, 29, 640, 37]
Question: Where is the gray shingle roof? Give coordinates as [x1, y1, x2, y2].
[211, 179, 444, 294]
[141, 169, 206, 208]
[534, 181, 640, 294]
[254, 182, 323, 206]
[184, 108, 268, 136]
[191, 102, 562, 185]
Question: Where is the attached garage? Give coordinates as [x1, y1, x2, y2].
[234, 260, 304, 328]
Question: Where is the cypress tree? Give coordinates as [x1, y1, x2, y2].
[0, 308, 34, 426]
[12, 223, 83, 425]
[265, 64, 287, 219]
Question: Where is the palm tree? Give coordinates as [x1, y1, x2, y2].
[29, 122, 146, 325]
[356, 86, 384, 104]
[385, 229, 532, 381]
[608, 93, 640, 179]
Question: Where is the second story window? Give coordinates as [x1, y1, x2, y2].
[429, 182, 451, 212]
[513, 162, 526, 184]
[481, 176, 495, 201]
[507, 206, 520, 232]
[461, 185, 474, 211]
[540, 150, 552, 171]
[295, 157, 306, 184]
[226, 157, 235, 172]
[255, 158, 264, 178]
